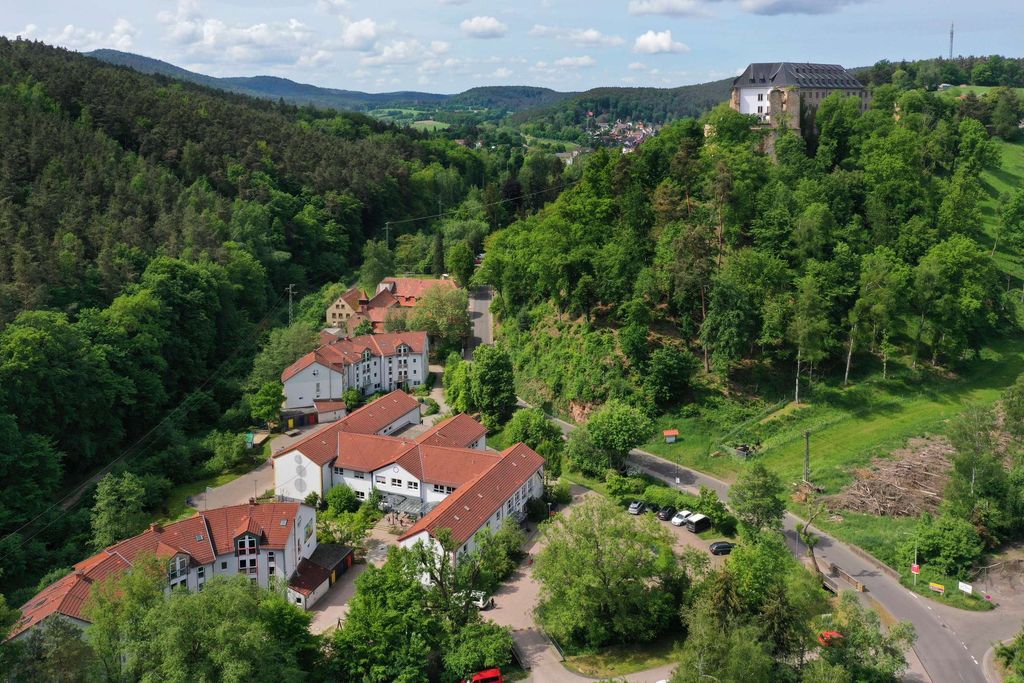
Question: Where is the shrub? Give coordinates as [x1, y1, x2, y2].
[909, 512, 985, 579]
[421, 397, 439, 416]
[526, 496, 549, 523]
[326, 485, 360, 514]
[549, 480, 572, 505]
[565, 427, 609, 478]
[605, 471, 647, 499]
[304, 492, 322, 509]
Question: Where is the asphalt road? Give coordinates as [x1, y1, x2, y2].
[525, 406, 987, 683]
[466, 285, 493, 358]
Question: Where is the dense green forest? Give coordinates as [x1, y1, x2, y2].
[854, 54, 1024, 88]
[0, 37, 555, 604]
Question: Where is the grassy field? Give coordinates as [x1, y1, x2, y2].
[411, 119, 450, 131]
[938, 85, 1024, 100]
[563, 636, 681, 678]
[980, 138, 1024, 279]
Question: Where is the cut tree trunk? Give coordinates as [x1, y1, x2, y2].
[795, 349, 802, 404]
[844, 325, 855, 386]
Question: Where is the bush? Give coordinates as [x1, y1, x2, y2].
[605, 471, 647, 499]
[304, 492, 322, 509]
[565, 427, 610, 478]
[326, 485, 360, 514]
[549, 480, 572, 505]
[442, 622, 514, 682]
[526, 496, 549, 523]
[202, 430, 249, 474]
[642, 484, 700, 512]
[421, 397, 439, 416]
[907, 512, 985, 579]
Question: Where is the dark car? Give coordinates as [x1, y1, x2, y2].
[645, 502, 661, 514]
[709, 541, 737, 556]
[627, 501, 646, 515]
[656, 506, 677, 522]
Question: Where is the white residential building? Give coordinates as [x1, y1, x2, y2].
[281, 331, 429, 411]
[10, 502, 353, 640]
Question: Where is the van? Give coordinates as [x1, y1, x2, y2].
[686, 513, 710, 533]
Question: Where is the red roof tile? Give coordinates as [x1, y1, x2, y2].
[416, 414, 487, 449]
[314, 400, 347, 412]
[273, 391, 421, 466]
[335, 432, 417, 472]
[379, 277, 456, 306]
[340, 287, 367, 310]
[398, 443, 545, 546]
[12, 502, 303, 640]
[288, 558, 332, 596]
[398, 445, 501, 488]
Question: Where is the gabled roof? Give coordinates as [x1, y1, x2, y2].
[379, 277, 456, 305]
[396, 445, 501, 488]
[314, 399, 347, 412]
[398, 443, 545, 546]
[415, 414, 488, 449]
[280, 332, 428, 382]
[275, 391, 421, 466]
[12, 501, 303, 640]
[10, 552, 130, 638]
[330, 286, 366, 311]
[288, 558, 331, 596]
[733, 62, 863, 89]
[366, 288, 399, 310]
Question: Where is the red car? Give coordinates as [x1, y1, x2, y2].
[818, 631, 844, 647]
[465, 669, 503, 683]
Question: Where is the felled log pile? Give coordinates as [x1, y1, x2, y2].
[826, 437, 953, 517]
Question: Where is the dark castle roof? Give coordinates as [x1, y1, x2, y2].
[733, 63, 863, 89]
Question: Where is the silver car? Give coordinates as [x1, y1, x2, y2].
[670, 510, 692, 526]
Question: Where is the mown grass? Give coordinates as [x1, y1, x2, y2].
[563, 635, 681, 678]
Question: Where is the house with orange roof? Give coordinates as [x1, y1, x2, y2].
[10, 501, 351, 641]
[325, 277, 455, 333]
[281, 331, 428, 411]
[397, 443, 545, 562]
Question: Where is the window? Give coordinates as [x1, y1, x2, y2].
[333, 467, 344, 476]
[237, 536, 257, 555]
[315, 382, 320, 393]
[268, 551, 275, 564]
[353, 471, 365, 479]
[433, 484, 446, 493]
[391, 478, 402, 487]
[757, 92, 763, 101]
[221, 561, 228, 570]
[375, 475, 386, 484]
[507, 500, 514, 513]
[757, 105, 763, 113]
[355, 490, 366, 500]
[407, 480, 419, 491]
[169, 555, 188, 580]
[197, 566, 205, 579]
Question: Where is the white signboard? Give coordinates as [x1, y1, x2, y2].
[958, 581, 973, 595]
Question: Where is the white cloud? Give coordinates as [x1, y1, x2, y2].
[361, 38, 448, 67]
[740, 0, 863, 14]
[460, 16, 507, 39]
[530, 24, 624, 46]
[628, 0, 708, 16]
[554, 55, 596, 68]
[158, 1, 316, 65]
[439, 0, 471, 4]
[492, 67, 513, 78]
[338, 17, 376, 50]
[317, 0, 349, 12]
[628, 61, 647, 70]
[44, 18, 138, 51]
[633, 29, 689, 54]
[297, 49, 332, 67]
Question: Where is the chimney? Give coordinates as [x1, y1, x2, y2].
[74, 569, 85, 578]
[149, 522, 162, 533]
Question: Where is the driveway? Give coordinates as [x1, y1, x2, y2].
[467, 285, 493, 358]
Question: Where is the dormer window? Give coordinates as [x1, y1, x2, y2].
[362, 350, 371, 362]
[397, 344, 409, 357]
[236, 536, 257, 555]
[169, 555, 188, 581]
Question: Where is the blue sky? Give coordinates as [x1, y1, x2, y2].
[4, 1, 1022, 93]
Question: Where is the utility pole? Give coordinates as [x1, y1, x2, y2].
[949, 22, 954, 60]
[383, 222, 391, 247]
[803, 430, 811, 483]
[286, 284, 296, 325]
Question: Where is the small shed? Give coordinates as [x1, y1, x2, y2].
[663, 429, 680, 444]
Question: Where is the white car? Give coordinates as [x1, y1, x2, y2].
[670, 510, 692, 527]
[470, 591, 494, 610]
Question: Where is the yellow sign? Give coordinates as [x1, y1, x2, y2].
[929, 582, 945, 594]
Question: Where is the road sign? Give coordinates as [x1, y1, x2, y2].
[929, 582, 945, 595]
[910, 564, 920, 575]
[958, 581, 973, 595]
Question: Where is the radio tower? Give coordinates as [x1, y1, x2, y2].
[949, 22, 954, 60]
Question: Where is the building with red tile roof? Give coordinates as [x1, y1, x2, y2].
[398, 443, 545, 557]
[377, 277, 456, 307]
[415, 413, 487, 450]
[281, 332, 428, 410]
[9, 501, 338, 641]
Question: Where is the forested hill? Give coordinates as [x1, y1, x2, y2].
[0, 37, 507, 601]
[86, 48, 449, 110]
[511, 78, 734, 140]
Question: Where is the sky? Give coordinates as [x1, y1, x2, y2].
[3, 0, 1022, 94]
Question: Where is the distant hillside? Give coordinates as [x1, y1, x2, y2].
[86, 49, 725, 123]
[511, 79, 734, 141]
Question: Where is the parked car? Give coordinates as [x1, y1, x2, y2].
[464, 668, 503, 683]
[645, 502, 661, 514]
[670, 510, 693, 526]
[627, 501, 646, 515]
[818, 631, 844, 647]
[709, 541, 736, 555]
[656, 506, 677, 521]
[686, 513, 711, 533]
